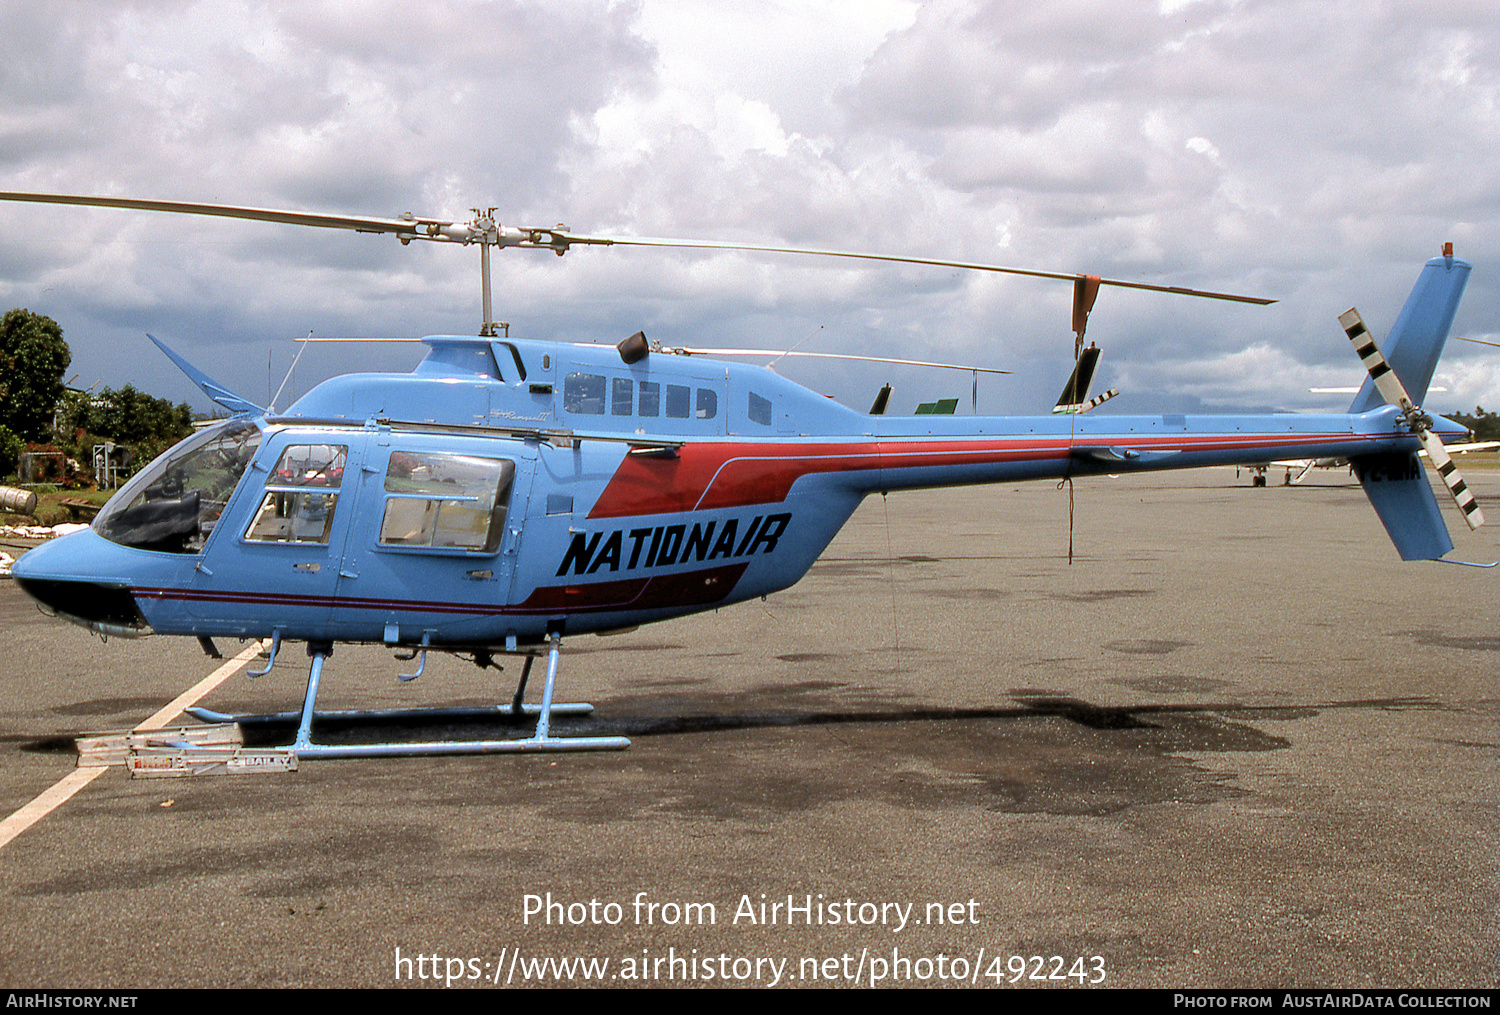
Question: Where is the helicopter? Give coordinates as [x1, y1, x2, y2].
[0, 192, 1485, 764]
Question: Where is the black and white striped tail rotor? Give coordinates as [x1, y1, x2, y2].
[1421, 431, 1485, 531]
[1340, 308, 1484, 531]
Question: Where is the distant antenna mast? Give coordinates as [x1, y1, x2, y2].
[269, 332, 312, 412]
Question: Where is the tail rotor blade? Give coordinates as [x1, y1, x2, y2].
[1419, 429, 1486, 531]
[1341, 308, 1417, 411]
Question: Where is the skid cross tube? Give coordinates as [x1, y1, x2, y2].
[396, 632, 432, 682]
[247, 631, 281, 678]
[292, 647, 329, 750]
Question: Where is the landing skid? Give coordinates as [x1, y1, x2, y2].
[90, 635, 628, 775]
[282, 736, 629, 759]
[189, 633, 629, 762]
[290, 633, 628, 757]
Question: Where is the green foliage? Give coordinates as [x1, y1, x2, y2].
[58, 384, 195, 472]
[0, 424, 22, 478]
[0, 309, 197, 484]
[0, 309, 70, 441]
[60, 383, 194, 447]
[1447, 407, 1500, 443]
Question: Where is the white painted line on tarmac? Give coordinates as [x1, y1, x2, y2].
[0, 641, 265, 851]
[0, 767, 107, 851]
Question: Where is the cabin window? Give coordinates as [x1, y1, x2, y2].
[638, 381, 660, 417]
[244, 444, 347, 545]
[94, 418, 263, 554]
[748, 392, 772, 426]
[611, 377, 633, 416]
[666, 384, 691, 419]
[563, 372, 606, 414]
[696, 388, 717, 419]
[379, 451, 515, 552]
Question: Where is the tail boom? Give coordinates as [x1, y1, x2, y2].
[587, 410, 1418, 516]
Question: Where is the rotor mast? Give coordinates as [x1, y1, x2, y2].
[474, 208, 497, 337]
[411, 205, 587, 337]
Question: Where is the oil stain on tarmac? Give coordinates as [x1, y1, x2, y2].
[176, 681, 1308, 826]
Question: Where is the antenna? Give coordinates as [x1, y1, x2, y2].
[269, 332, 313, 412]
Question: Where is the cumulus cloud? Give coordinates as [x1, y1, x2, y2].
[0, 0, 1494, 415]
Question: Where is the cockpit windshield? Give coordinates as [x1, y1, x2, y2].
[93, 419, 263, 553]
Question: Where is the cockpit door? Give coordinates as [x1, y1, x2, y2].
[187, 432, 363, 634]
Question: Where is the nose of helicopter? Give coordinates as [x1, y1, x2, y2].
[10, 528, 153, 635]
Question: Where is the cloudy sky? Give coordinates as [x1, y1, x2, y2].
[1, 0, 1496, 417]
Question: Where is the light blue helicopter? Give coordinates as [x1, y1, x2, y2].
[1, 193, 1483, 761]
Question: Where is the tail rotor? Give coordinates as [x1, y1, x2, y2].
[1341, 308, 1484, 531]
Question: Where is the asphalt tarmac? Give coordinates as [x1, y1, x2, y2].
[0, 467, 1495, 989]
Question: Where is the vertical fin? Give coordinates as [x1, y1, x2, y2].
[1056, 344, 1101, 410]
[1348, 255, 1470, 414]
[1350, 453, 1454, 560]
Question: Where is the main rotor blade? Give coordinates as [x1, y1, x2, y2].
[666, 347, 1012, 375]
[562, 234, 1276, 305]
[0, 190, 1276, 303]
[0, 190, 446, 236]
[1454, 335, 1500, 350]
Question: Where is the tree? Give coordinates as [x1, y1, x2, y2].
[63, 383, 192, 445]
[0, 309, 70, 441]
[1448, 407, 1500, 443]
[0, 424, 22, 478]
[58, 384, 195, 469]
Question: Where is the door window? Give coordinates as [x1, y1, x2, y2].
[244, 444, 347, 545]
[379, 451, 516, 552]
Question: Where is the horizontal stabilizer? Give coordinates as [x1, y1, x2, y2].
[1351, 452, 1454, 560]
[1054, 387, 1118, 414]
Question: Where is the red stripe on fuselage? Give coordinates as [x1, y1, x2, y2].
[588, 439, 1060, 519]
[586, 433, 1375, 519]
[510, 562, 748, 613]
